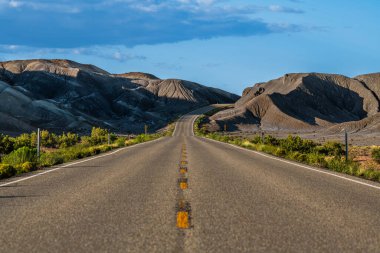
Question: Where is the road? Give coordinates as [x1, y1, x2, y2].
[1, 106, 380, 252]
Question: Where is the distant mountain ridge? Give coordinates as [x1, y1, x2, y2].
[0, 59, 239, 134]
[211, 72, 380, 133]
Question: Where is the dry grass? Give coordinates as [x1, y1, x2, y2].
[351, 146, 380, 171]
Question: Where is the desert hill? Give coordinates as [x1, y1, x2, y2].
[0, 59, 239, 134]
[211, 72, 380, 134]
[114, 72, 159, 80]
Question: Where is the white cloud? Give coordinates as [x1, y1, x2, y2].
[268, 4, 303, 13]
[0, 0, 305, 48]
[176, 0, 214, 5]
[0, 0, 82, 13]
[0, 44, 147, 63]
[269, 5, 282, 12]
[9, 0, 22, 8]
[196, 0, 214, 5]
[1, 0, 302, 16]
[7, 45, 19, 50]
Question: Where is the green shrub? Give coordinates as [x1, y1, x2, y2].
[134, 133, 160, 143]
[60, 146, 91, 160]
[325, 158, 358, 175]
[317, 142, 344, 156]
[220, 135, 232, 142]
[372, 148, 380, 163]
[135, 134, 148, 143]
[0, 134, 15, 154]
[110, 133, 117, 142]
[0, 164, 16, 179]
[287, 151, 307, 162]
[46, 143, 116, 165]
[264, 135, 280, 146]
[30, 132, 38, 147]
[40, 130, 59, 148]
[241, 140, 254, 149]
[361, 168, 380, 181]
[274, 147, 286, 157]
[250, 135, 263, 144]
[39, 152, 64, 167]
[194, 116, 207, 135]
[58, 132, 79, 148]
[306, 153, 327, 167]
[80, 136, 92, 147]
[115, 137, 126, 147]
[100, 145, 112, 152]
[13, 134, 33, 149]
[125, 138, 138, 146]
[280, 135, 316, 153]
[88, 146, 101, 155]
[90, 127, 109, 145]
[15, 162, 35, 174]
[348, 164, 360, 176]
[207, 132, 231, 142]
[326, 158, 344, 172]
[232, 138, 243, 146]
[2, 147, 37, 166]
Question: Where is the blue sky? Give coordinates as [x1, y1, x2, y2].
[1, 0, 379, 95]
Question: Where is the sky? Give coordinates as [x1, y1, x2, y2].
[0, 0, 379, 95]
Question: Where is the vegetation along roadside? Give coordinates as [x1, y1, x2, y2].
[194, 114, 380, 183]
[0, 124, 174, 180]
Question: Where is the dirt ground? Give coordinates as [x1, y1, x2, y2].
[350, 146, 380, 171]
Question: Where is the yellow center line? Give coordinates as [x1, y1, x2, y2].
[176, 143, 191, 229]
[177, 211, 190, 229]
[180, 182, 188, 189]
[179, 177, 188, 189]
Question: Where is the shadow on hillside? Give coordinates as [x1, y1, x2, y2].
[269, 75, 367, 125]
[0, 68, 237, 135]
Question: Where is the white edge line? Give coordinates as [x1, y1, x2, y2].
[190, 115, 198, 137]
[201, 137, 380, 190]
[0, 137, 164, 188]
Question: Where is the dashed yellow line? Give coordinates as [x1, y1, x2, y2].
[179, 178, 188, 190]
[177, 211, 190, 229]
[180, 167, 188, 174]
[180, 182, 188, 190]
[176, 144, 191, 229]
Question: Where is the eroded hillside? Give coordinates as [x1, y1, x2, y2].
[0, 59, 239, 134]
[211, 73, 380, 134]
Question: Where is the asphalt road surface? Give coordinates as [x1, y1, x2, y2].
[1, 106, 380, 252]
